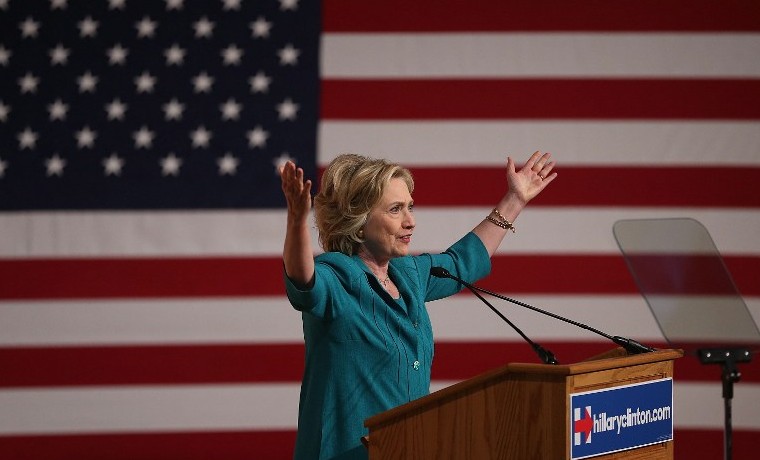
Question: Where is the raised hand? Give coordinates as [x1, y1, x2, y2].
[279, 160, 313, 222]
[507, 151, 557, 205]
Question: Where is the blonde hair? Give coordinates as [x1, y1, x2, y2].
[314, 154, 414, 255]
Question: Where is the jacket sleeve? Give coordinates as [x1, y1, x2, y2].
[414, 231, 492, 302]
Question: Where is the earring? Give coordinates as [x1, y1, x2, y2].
[358, 229, 364, 238]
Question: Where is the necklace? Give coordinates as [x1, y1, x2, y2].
[377, 275, 390, 286]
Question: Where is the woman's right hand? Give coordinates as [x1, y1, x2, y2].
[279, 160, 313, 223]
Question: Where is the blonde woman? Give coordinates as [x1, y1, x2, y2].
[280, 151, 556, 459]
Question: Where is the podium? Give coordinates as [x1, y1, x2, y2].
[364, 348, 682, 459]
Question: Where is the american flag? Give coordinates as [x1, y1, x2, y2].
[1, 1, 759, 459]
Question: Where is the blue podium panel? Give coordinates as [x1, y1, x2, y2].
[570, 378, 673, 459]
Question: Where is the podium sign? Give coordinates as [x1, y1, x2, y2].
[570, 378, 673, 459]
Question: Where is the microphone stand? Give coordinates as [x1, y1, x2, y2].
[462, 280, 559, 365]
[431, 267, 655, 356]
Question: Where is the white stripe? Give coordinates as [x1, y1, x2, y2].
[0, 384, 300, 434]
[1, 208, 758, 258]
[415, 208, 760, 256]
[0, 382, 757, 434]
[674, 382, 760, 430]
[1, 296, 757, 346]
[318, 121, 760, 166]
[0, 297, 303, 346]
[322, 33, 760, 78]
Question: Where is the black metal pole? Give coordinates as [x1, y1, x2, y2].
[700, 348, 750, 460]
[721, 361, 741, 460]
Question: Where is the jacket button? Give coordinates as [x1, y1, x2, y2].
[412, 360, 420, 370]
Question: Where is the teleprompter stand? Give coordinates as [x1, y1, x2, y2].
[698, 347, 752, 460]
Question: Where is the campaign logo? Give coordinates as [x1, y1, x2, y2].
[573, 405, 593, 445]
[570, 378, 673, 460]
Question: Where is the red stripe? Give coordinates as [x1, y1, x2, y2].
[1, 341, 757, 387]
[621, 254, 743, 295]
[321, 79, 760, 120]
[0, 344, 305, 387]
[323, 0, 760, 32]
[409, 166, 760, 208]
[0, 428, 757, 460]
[0, 431, 297, 460]
[1, 254, 757, 299]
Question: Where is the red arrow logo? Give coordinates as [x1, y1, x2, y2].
[574, 407, 593, 443]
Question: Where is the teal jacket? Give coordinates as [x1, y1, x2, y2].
[284, 232, 491, 460]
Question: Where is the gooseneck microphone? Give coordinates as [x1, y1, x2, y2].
[431, 267, 559, 364]
[431, 267, 655, 356]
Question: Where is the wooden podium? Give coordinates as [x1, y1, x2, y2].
[364, 348, 682, 459]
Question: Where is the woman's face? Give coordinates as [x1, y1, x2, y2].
[360, 177, 415, 262]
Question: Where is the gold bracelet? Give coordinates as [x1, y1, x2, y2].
[486, 215, 516, 233]
[488, 208, 516, 233]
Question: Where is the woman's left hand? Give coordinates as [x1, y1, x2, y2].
[507, 151, 557, 204]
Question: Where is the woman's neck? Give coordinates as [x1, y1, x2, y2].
[356, 248, 389, 278]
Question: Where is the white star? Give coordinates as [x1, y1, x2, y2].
[133, 126, 155, 149]
[135, 16, 157, 38]
[0, 0, 7, 9]
[249, 71, 271, 93]
[77, 71, 98, 93]
[279, 0, 299, 11]
[50, 0, 68, 10]
[107, 44, 128, 65]
[48, 99, 68, 121]
[220, 98, 242, 121]
[276, 98, 299, 121]
[192, 72, 214, 93]
[250, 17, 271, 38]
[102, 153, 125, 176]
[49, 44, 70, 65]
[108, 0, 126, 10]
[19, 73, 39, 94]
[160, 153, 182, 176]
[193, 17, 214, 38]
[221, 44, 243, 66]
[0, 157, 7, 178]
[20, 17, 40, 38]
[222, 0, 241, 10]
[247, 125, 269, 148]
[165, 0, 184, 10]
[105, 98, 127, 120]
[164, 44, 185, 65]
[46, 154, 66, 177]
[217, 152, 239, 175]
[78, 16, 98, 37]
[0, 46, 10, 66]
[278, 44, 300, 65]
[162, 98, 185, 121]
[190, 126, 212, 148]
[18, 128, 38, 150]
[75, 126, 97, 149]
[135, 71, 157, 93]
[0, 101, 10, 122]
[273, 152, 295, 173]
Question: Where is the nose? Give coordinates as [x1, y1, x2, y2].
[403, 208, 415, 229]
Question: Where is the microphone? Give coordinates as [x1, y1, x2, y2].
[431, 267, 559, 365]
[431, 267, 655, 356]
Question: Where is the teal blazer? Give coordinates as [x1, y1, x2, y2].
[285, 232, 491, 460]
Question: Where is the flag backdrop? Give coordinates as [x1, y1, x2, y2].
[1, 1, 760, 459]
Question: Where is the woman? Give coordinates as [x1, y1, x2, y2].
[280, 151, 557, 459]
